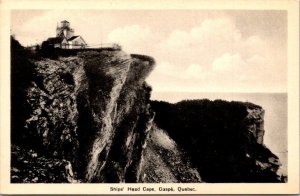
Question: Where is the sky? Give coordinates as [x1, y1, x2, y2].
[11, 10, 287, 93]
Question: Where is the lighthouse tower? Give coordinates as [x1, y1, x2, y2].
[56, 20, 74, 39]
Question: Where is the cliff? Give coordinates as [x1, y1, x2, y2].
[11, 38, 200, 183]
[151, 100, 287, 182]
[11, 37, 286, 183]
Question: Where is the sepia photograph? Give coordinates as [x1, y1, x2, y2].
[0, 0, 299, 194]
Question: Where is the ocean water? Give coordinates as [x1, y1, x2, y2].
[150, 92, 288, 172]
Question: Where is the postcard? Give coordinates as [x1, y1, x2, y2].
[0, 0, 299, 194]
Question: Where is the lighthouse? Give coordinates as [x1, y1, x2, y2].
[56, 20, 75, 39]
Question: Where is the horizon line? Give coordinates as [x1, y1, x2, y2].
[151, 90, 288, 94]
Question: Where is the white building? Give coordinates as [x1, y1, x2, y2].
[46, 20, 87, 49]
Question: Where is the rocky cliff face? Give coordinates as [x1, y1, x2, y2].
[151, 100, 287, 182]
[11, 37, 286, 183]
[11, 38, 157, 182]
[11, 39, 201, 183]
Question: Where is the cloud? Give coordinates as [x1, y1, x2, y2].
[212, 53, 246, 72]
[164, 18, 241, 49]
[185, 64, 205, 79]
[107, 25, 151, 44]
[246, 54, 266, 66]
[155, 61, 178, 75]
[107, 25, 160, 54]
[150, 17, 286, 92]
[12, 11, 58, 45]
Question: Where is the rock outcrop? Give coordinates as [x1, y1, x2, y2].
[11, 37, 286, 183]
[11, 145, 77, 183]
[151, 100, 287, 182]
[11, 38, 157, 182]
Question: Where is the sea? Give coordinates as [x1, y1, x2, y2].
[150, 92, 288, 173]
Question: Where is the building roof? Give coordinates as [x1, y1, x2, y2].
[47, 37, 64, 44]
[67, 36, 80, 41]
[45, 35, 87, 46]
